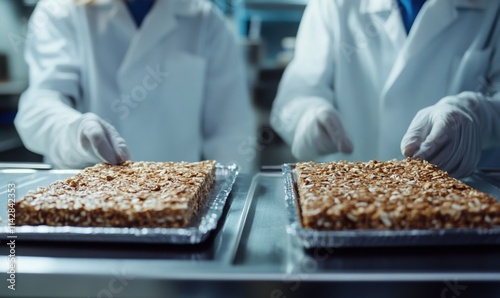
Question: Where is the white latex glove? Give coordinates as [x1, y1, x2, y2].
[401, 95, 482, 178]
[292, 101, 353, 160]
[53, 113, 130, 168]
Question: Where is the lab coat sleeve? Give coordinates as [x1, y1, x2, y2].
[477, 42, 500, 148]
[14, 2, 83, 159]
[201, 6, 257, 173]
[270, 0, 338, 146]
[484, 94, 500, 148]
[471, 9, 500, 148]
[441, 34, 500, 149]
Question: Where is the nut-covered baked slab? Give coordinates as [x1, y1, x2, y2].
[15, 161, 217, 228]
[296, 158, 500, 230]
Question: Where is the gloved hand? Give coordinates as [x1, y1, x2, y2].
[401, 94, 482, 178]
[53, 113, 130, 168]
[291, 100, 353, 160]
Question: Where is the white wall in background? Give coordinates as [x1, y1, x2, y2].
[0, 0, 29, 81]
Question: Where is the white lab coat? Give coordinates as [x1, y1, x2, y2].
[15, 0, 256, 171]
[272, 0, 500, 166]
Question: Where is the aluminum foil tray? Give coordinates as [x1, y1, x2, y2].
[0, 164, 238, 244]
[282, 164, 500, 248]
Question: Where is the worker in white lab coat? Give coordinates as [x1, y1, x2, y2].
[271, 0, 500, 177]
[15, 0, 256, 171]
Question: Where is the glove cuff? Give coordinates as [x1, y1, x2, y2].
[437, 91, 493, 145]
[271, 96, 335, 145]
[437, 92, 483, 117]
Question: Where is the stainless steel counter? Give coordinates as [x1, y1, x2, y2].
[0, 171, 500, 298]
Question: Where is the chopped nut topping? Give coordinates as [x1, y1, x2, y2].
[296, 158, 500, 230]
[14, 161, 217, 228]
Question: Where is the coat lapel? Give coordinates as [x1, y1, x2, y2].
[362, 0, 406, 51]
[380, 0, 459, 102]
[118, 0, 177, 76]
[116, 0, 203, 78]
[93, 0, 136, 42]
[404, 0, 458, 58]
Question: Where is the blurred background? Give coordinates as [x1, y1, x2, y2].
[0, 0, 307, 167]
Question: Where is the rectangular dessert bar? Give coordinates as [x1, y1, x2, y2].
[15, 160, 217, 228]
[296, 158, 500, 230]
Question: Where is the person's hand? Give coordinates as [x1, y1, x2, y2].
[58, 113, 130, 168]
[292, 101, 353, 160]
[401, 97, 481, 178]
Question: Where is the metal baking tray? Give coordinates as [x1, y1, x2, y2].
[0, 164, 238, 244]
[282, 164, 500, 248]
